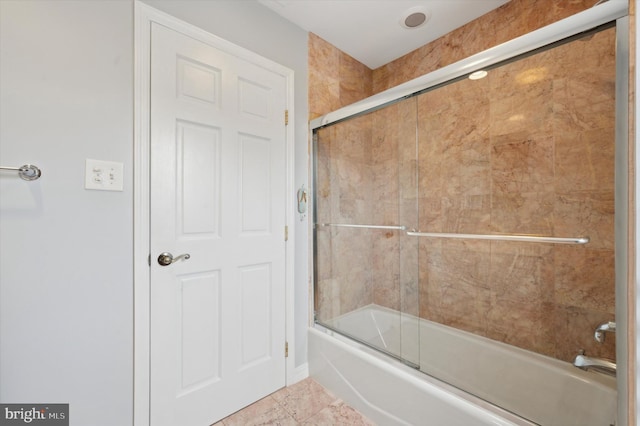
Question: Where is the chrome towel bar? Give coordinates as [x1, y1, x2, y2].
[317, 223, 407, 231]
[316, 223, 589, 245]
[0, 164, 42, 181]
[405, 231, 589, 245]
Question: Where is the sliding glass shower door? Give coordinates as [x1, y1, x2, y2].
[313, 97, 420, 367]
[312, 10, 622, 424]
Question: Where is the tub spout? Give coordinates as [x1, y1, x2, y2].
[594, 321, 616, 343]
[573, 353, 616, 377]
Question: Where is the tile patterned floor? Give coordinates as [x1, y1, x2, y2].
[212, 378, 375, 425]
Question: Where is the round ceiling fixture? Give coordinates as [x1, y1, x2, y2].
[400, 7, 431, 29]
[405, 12, 426, 28]
[468, 70, 488, 80]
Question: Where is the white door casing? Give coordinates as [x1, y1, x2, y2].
[134, 3, 296, 425]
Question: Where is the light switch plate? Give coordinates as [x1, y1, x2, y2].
[85, 159, 124, 191]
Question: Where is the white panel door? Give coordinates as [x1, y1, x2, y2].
[149, 23, 287, 426]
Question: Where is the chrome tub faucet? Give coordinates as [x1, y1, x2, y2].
[573, 350, 616, 377]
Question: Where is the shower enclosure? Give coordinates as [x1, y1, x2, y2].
[311, 3, 628, 425]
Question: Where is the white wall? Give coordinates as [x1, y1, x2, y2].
[0, 1, 134, 425]
[0, 0, 309, 425]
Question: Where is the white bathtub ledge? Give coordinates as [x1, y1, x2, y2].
[309, 327, 534, 426]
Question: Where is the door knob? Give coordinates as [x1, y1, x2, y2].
[157, 252, 191, 266]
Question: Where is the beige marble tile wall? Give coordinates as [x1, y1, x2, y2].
[308, 33, 372, 121]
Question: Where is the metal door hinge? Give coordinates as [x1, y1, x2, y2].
[285, 341, 289, 358]
[284, 109, 289, 126]
[148, 254, 151, 266]
[285, 225, 289, 241]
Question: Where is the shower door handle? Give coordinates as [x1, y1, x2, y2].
[157, 252, 191, 266]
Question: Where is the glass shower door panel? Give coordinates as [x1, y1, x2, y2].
[395, 98, 420, 367]
[314, 98, 420, 367]
[415, 27, 616, 423]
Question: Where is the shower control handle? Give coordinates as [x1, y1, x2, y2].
[157, 252, 191, 266]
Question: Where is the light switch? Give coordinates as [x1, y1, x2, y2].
[85, 159, 124, 191]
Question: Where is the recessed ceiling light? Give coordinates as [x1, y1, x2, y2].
[405, 12, 426, 28]
[400, 7, 431, 29]
[469, 70, 488, 80]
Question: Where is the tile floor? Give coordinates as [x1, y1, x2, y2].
[212, 378, 375, 425]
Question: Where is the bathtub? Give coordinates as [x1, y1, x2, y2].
[309, 304, 617, 426]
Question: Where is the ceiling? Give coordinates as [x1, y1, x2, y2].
[258, 0, 510, 69]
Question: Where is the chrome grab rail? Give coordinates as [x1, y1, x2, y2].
[315, 223, 589, 244]
[316, 223, 589, 245]
[405, 231, 589, 245]
[0, 164, 42, 181]
[317, 223, 407, 231]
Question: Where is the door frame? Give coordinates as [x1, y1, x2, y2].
[133, 3, 297, 424]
